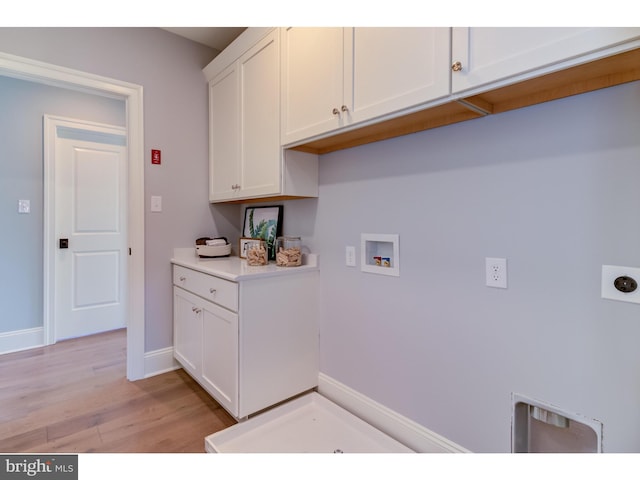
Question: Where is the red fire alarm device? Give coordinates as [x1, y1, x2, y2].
[151, 149, 161, 165]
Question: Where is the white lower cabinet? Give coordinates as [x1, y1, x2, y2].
[172, 262, 319, 419]
[200, 294, 239, 415]
[173, 286, 204, 378]
[173, 285, 238, 416]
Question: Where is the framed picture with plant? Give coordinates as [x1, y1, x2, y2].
[242, 205, 283, 260]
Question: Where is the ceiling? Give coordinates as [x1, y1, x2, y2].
[163, 27, 247, 52]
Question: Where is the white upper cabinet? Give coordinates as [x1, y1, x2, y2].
[205, 28, 318, 203]
[236, 29, 281, 200]
[208, 27, 639, 161]
[281, 27, 451, 146]
[208, 29, 280, 202]
[347, 27, 450, 124]
[280, 27, 345, 145]
[451, 27, 640, 94]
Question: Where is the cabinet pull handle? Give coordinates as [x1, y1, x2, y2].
[341, 105, 349, 112]
[231, 184, 241, 190]
[179, 276, 186, 281]
[451, 61, 463, 72]
[209, 288, 217, 294]
[192, 307, 202, 314]
[332, 107, 340, 115]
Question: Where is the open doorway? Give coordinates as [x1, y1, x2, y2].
[0, 51, 145, 380]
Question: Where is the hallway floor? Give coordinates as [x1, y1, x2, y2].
[0, 329, 236, 453]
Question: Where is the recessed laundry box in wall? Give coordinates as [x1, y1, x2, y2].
[512, 393, 603, 453]
[361, 233, 400, 277]
[205, 393, 414, 453]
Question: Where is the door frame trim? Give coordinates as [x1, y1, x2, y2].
[0, 51, 145, 380]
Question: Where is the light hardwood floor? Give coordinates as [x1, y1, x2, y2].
[0, 329, 237, 453]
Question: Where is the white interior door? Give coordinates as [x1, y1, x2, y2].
[48, 117, 128, 341]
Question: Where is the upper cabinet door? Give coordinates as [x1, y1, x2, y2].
[238, 29, 281, 199]
[281, 27, 346, 145]
[209, 62, 240, 202]
[208, 29, 282, 202]
[347, 27, 451, 125]
[281, 27, 452, 146]
[451, 27, 640, 94]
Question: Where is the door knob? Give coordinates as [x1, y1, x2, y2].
[59, 238, 69, 249]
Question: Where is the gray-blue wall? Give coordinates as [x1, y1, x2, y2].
[286, 80, 640, 452]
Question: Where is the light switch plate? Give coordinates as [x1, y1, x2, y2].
[18, 199, 30, 214]
[601, 265, 640, 304]
[345, 246, 356, 267]
[150, 195, 162, 212]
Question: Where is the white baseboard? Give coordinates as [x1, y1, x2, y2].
[144, 346, 180, 378]
[0, 327, 44, 355]
[0, 330, 178, 379]
[317, 373, 470, 453]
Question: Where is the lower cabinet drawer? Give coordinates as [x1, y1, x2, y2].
[173, 265, 238, 312]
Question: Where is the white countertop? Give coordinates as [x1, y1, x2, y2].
[171, 248, 319, 281]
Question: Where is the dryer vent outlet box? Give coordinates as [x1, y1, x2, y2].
[512, 394, 602, 453]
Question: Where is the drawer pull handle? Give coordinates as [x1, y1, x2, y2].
[209, 288, 217, 294]
[192, 307, 202, 314]
[179, 276, 186, 281]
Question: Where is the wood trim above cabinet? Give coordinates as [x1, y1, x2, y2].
[289, 47, 640, 156]
[462, 47, 640, 116]
[214, 194, 316, 205]
[290, 101, 485, 155]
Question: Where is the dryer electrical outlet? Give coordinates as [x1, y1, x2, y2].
[486, 257, 508, 288]
[601, 265, 640, 304]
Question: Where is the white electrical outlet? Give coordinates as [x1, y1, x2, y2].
[345, 246, 356, 267]
[486, 257, 507, 288]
